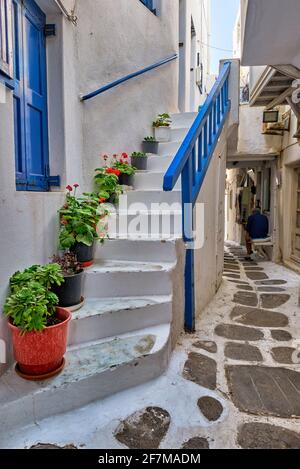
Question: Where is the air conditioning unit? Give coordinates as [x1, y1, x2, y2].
[262, 109, 290, 135]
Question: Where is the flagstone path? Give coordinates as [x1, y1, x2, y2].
[2, 243, 300, 449]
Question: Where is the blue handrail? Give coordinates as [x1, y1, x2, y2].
[163, 61, 231, 332]
[81, 54, 178, 101]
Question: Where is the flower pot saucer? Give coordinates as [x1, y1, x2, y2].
[67, 296, 85, 313]
[15, 358, 66, 381]
[80, 260, 94, 268]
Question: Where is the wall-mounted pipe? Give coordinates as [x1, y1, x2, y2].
[54, 0, 77, 24]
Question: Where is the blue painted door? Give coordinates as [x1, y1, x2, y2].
[13, 0, 49, 191]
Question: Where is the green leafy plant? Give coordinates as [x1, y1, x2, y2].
[113, 161, 136, 175]
[131, 151, 147, 158]
[59, 187, 109, 250]
[152, 113, 172, 128]
[94, 169, 122, 201]
[4, 264, 65, 333]
[10, 264, 64, 293]
[144, 136, 156, 142]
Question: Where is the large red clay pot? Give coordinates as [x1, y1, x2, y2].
[8, 307, 71, 377]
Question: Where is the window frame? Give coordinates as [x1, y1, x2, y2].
[139, 0, 156, 14]
[0, 0, 13, 78]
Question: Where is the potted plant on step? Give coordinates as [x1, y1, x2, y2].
[152, 113, 172, 142]
[94, 167, 122, 204]
[130, 151, 148, 170]
[142, 136, 159, 154]
[4, 264, 71, 380]
[59, 185, 109, 267]
[112, 153, 136, 186]
[51, 253, 84, 311]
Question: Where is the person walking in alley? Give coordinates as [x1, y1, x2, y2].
[245, 208, 269, 260]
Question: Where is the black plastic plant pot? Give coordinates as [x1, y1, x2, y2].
[108, 193, 118, 204]
[142, 140, 159, 154]
[131, 156, 148, 170]
[71, 242, 95, 268]
[119, 173, 134, 186]
[54, 270, 84, 308]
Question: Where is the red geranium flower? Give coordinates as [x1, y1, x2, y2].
[99, 197, 107, 204]
[122, 153, 128, 158]
[106, 168, 121, 177]
[73, 183, 79, 188]
[66, 185, 73, 192]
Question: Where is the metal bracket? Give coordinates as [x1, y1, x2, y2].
[44, 24, 56, 37]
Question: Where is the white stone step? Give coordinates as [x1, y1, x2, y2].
[171, 112, 198, 127]
[170, 127, 189, 141]
[0, 324, 171, 433]
[134, 171, 181, 190]
[157, 141, 181, 156]
[84, 260, 176, 297]
[147, 154, 174, 171]
[124, 190, 181, 207]
[69, 295, 172, 346]
[97, 238, 178, 262]
[107, 210, 182, 239]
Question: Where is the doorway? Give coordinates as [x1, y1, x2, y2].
[291, 168, 300, 262]
[13, 0, 49, 191]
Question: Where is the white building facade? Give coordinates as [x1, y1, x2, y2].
[226, 0, 300, 272]
[0, 0, 214, 373]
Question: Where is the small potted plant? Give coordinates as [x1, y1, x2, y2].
[131, 151, 148, 170]
[142, 136, 159, 154]
[4, 264, 71, 380]
[94, 167, 122, 204]
[59, 185, 109, 267]
[152, 113, 172, 142]
[51, 253, 84, 311]
[112, 153, 136, 186]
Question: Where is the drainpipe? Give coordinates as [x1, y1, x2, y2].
[54, 0, 77, 24]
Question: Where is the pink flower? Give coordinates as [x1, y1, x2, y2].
[73, 183, 79, 188]
[66, 185, 73, 192]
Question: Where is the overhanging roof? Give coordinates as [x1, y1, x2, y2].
[250, 66, 300, 108]
[241, 0, 300, 68]
[227, 152, 278, 169]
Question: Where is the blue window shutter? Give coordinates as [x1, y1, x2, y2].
[139, 0, 154, 13]
[0, 0, 13, 77]
[13, 0, 27, 188]
[23, 0, 49, 191]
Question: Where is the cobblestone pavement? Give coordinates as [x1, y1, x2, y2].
[3, 243, 300, 449]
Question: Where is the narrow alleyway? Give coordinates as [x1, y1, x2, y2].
[2, 243, 300, 450]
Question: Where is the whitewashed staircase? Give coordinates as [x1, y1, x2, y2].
[0, 113, 197, 433]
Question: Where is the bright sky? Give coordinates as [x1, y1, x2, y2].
[210, 0, 240, 75]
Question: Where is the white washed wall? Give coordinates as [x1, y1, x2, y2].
[0, 0, 180, 370]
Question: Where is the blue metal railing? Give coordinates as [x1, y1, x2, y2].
[164, 61, 231, 332]
[81, 54, 178, 101]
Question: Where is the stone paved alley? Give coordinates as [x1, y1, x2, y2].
[2, 243, 300, 450]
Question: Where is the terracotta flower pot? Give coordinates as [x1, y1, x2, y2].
[8, 307, 71, 377]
